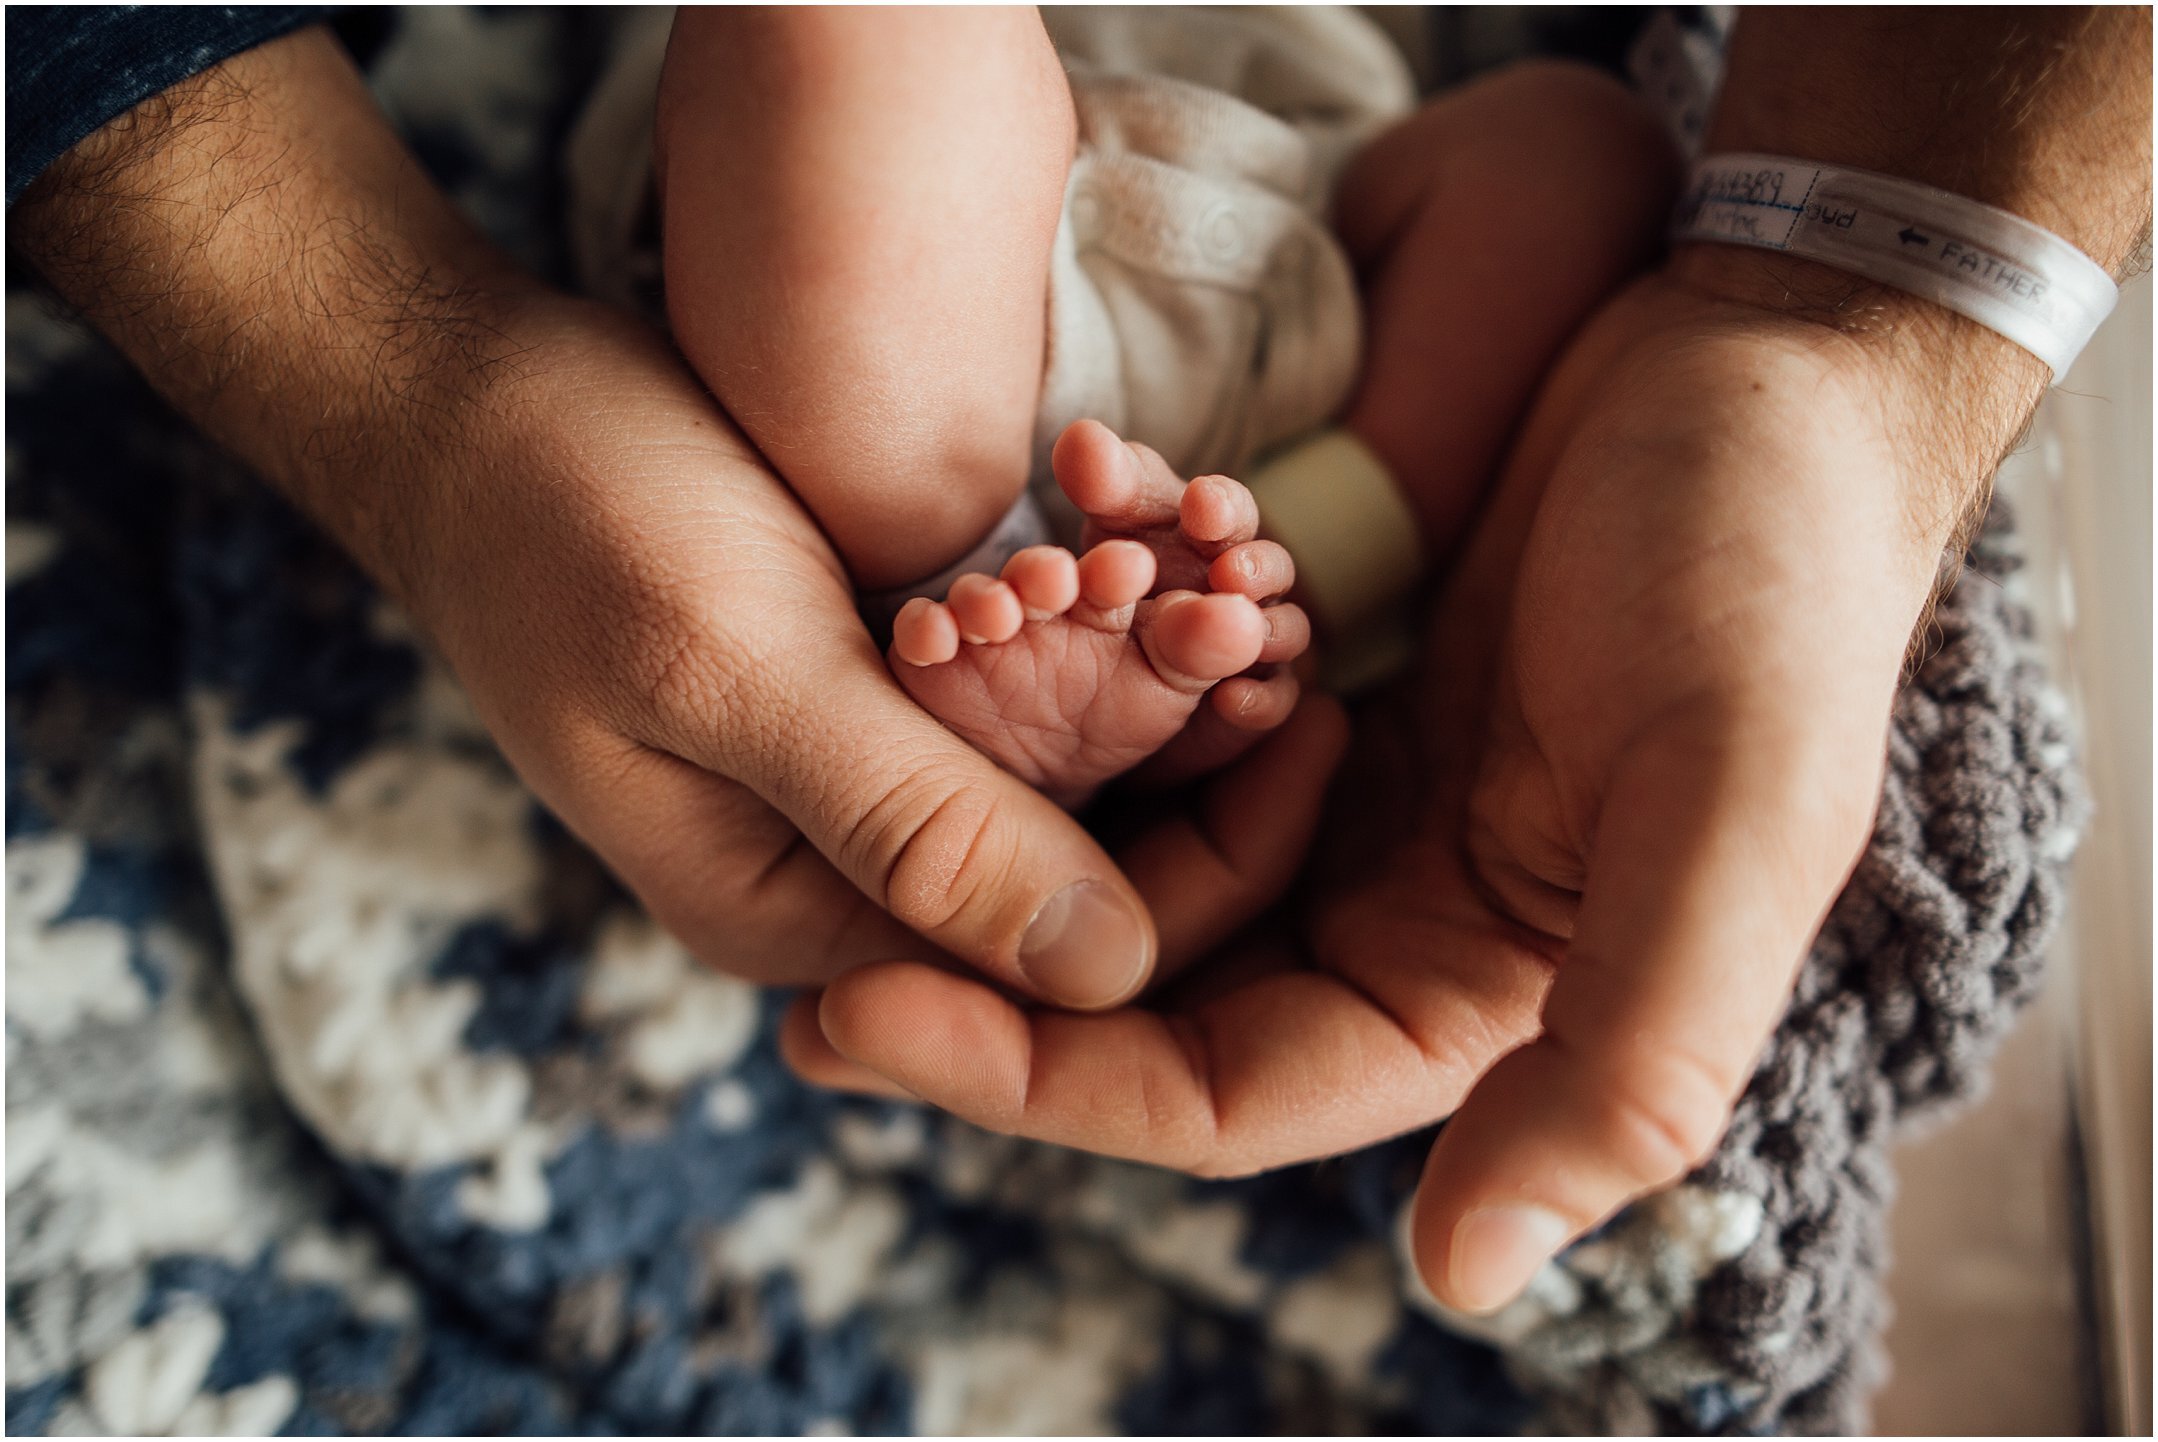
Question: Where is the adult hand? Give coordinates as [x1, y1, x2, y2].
[379, 298, 1346, 998]
[786, 4, 2147, 1311]
[780, 258, 2046, 1297]
[11, 26, 1344, 1004]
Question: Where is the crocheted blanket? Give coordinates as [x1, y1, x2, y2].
[5, 9, 2083, 1435]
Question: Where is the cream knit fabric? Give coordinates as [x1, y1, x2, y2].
[564, 5, 1416, 519]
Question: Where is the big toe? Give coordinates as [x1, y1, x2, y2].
[1139, 591, 1268, 689]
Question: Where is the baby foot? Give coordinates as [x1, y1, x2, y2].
[1053, 419, 1313, 782]
[889, 427, 1306, 804]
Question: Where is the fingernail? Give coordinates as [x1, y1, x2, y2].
[1018, 880, 1148, 1008]
[1449, 1206, 1570, 1313]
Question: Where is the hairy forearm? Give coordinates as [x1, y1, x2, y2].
[10, 26, 546, 597]
[1704, 6, 2150, 268]
[1672, 6, 2152, 526]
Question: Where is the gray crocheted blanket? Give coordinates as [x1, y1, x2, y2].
[5, 9, 2083, 1435]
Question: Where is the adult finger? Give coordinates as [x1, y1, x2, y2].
[534, 738, 936, 985]
[780, 996, 918, 1099]
[787, 695, 1347, 1105]
[805, 935, 1530, 1175]
[802, 844, 1556, 1173]
[661, 616, 1161, 1010]
[1408, 713, 1878, 1312]
[1117, 692, 1347, 977]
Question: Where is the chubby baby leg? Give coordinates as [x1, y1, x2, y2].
[657, 8, 1076, 589]
[1335, 61, 1682, 558]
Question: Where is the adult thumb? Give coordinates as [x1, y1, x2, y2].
[1410, 714, 1879, 1312]
[700, 633, 1157, 1009]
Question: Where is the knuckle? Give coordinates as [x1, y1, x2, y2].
[1746, 746, 1884, 897]
[636, 882, 775, 979]
[1136, 1073, 1214, 1177]
[840, 766, 1010, 939]
[1154, 1017, 1235, 1177]
[1806, 769, 1882, 863]
[655, 896, 859, 987]
[621, 589, 805, 767]
[1483, 60, 1662, 152]
[592, 530, 844, 756]
[1593, 1046, 1735, 1183]
[1459, 61, 1676, 204]
[638, 617, 743, 727]
[576, 546, 751, 734]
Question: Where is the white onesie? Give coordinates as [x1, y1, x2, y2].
[564, 5, 1416, 535]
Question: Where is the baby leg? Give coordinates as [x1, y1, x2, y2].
[1335, 61, 1682, 559]
[657, 8, 1076, 590]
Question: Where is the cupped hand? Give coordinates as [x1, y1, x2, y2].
[13, 25, 1341, 1010]
[378, 293, 1349, 1002]
[784, 259, 2031, 1310]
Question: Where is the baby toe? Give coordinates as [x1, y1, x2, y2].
[1139, 591, 1268, 690]
[1257, 602, 1312, 665]
[891, 597, 960, 667]
[1001, 545, 1081, 620]
[1053, 419, 1184, 531]
[1207, 539, 1296, 603]
[1074, 538, 1158, 621]
[946, 573, 1025, 644]
[1210, 669, 1301, 731]
[1179, 474, 1261, 550]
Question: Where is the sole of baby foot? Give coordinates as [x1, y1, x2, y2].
[1045, 418, 1318, 787]
[888, 537, 1268, 802]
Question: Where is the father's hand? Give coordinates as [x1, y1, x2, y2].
[782, 258, 2045, 1299]
[787, 4, 2147, 1311]
[366, 297, 1345, 999]
[11, 26, 1342, 1003]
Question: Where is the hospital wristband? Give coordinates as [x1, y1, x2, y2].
[1672, 153, 2119, 382]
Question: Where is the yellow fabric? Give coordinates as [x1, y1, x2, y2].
[1245, 428, 1424, 646]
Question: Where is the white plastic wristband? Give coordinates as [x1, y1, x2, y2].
[1673, 152, 2119, 381]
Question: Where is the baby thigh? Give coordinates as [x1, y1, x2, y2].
[1337, 61, 1682, 556]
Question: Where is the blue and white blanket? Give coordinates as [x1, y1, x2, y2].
[6, 9, 2082, 1434]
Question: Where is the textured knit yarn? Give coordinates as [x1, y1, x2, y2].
[5, 8, 2082, 1435]
[1415, 507, 2084, 1435]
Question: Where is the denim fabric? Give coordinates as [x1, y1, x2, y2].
[7, 5, 329, 206]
